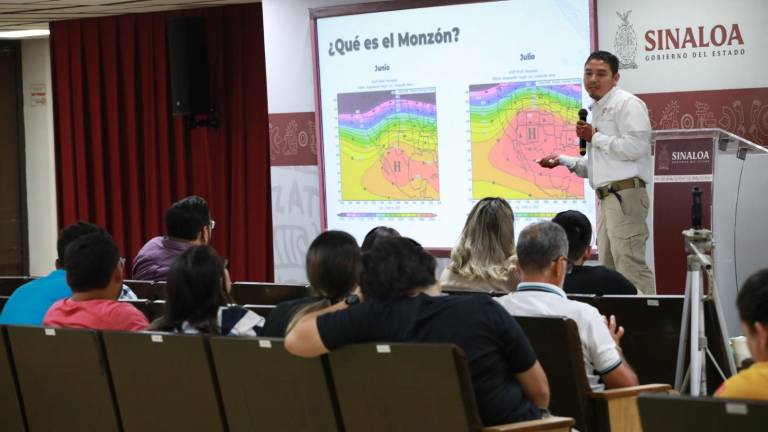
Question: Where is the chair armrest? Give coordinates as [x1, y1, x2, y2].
[590, 384, 672, 432]
[483, 416, 575, 432]
[590, 383, 672, 399]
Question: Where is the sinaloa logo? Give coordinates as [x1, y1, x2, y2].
[672, 150, 711, 161]
[614, 10, 638, 69]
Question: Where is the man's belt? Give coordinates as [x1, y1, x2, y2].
[596, 177, 645, 200]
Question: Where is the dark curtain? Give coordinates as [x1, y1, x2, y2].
[50, 4, 273, 282]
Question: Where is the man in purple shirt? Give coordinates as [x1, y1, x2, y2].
[131, 196, 214, 281]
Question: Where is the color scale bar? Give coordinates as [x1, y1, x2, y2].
[338, 212, 436, 218]
[515, 212, 557, 219]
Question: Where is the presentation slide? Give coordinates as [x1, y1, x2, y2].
[315, 0, 595, 249]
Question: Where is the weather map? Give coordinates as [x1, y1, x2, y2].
[470, 81, 584, 199]
[337, 89, 439, 201]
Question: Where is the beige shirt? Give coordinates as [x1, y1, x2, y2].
[439, 267, 519, 294]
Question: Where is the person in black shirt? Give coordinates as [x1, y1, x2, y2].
[552, 210, 637, 295]
[285, 236, 549, 426]
[261, 231, 361, 337]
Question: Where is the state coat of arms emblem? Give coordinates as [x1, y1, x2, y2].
[614, 10, 638, 69]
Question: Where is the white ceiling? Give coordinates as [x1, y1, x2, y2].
[0, 0, 260, 30]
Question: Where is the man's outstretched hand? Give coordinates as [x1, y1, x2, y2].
[536, 154, 561, 169]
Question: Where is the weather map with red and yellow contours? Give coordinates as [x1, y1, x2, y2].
[470, 81, 583, 199]
[337, 89, 438, 201]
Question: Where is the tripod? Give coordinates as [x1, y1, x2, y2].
[673, 227, 736, 395]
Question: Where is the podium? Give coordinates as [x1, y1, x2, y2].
[651, 128, 768, 336]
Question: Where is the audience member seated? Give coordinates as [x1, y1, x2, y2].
[716, 268, 768, 400]
[262, 230, 361, 337]
[149, 245, 264, 336]
[552, 210, 637, 295]
[495, 221, 639, 390]
[43, 231, 149, 331]
[132, 195, 213, 281]
[360, 225, 400, 251]
[440, 197, 519, 293]
[285, 236, 549, 426]
[0, 222, 135, 326]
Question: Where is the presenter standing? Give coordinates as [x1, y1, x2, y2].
[538, 51, 655, 294]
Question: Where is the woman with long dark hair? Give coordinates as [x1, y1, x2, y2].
[150, 245, 264, 335]
[261, 230, 361, 337]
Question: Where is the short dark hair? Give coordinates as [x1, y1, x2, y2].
[57, 221, 101, 264]
[361, 237, 436, 301]
[516, 222, 568, 273]
[552, 210, 592, 262]
[737, 269, 768, 328]
[166, 196, 211, 240]
[585, 50, 619, 75]
[361, 226, 400, 252]
[64, 231, 120, 292]
[153, 245, 231, 333]
[306, 230, 361, 299]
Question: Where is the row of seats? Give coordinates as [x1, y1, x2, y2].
[115, 285, 729, 395]
[123, 280, 311, 305]
[118, 299, 276, 322]
[2, 275, 733, 393]
[2, 275, 733, 392]
[0, 276, 311, 306]
[0, 325, 574, 432]
[2, 318, 762, 432]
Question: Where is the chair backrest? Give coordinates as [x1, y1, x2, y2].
[102, 331, 225, 432]
[0, 327, 25, 431]
[123, 280, 165, 300]
[120, 299, 166, 322]
[568, 295, 729, 391]
[0, 276, 30, 296]
[566, 294, 599, 308]
[230, 282, 311, 305]
[442, 290, 505, 297]
[569, 295, 684, 386]
[7, 326, 121, 432]
[638, 393, 768, 431]
[328, 343, 483, 432]
[209, 336, 340, 431]
[514, 316, 594, 432]
[243, 304, 276, 318]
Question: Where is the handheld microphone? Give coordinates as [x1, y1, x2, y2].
[578, 108, 588, 156]
[691, 186, 702, 230]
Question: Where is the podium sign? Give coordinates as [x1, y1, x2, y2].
[653, 137, 714, 295]
[651, 129, 768, 335]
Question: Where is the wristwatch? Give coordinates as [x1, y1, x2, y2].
[344, 293, 360, 306]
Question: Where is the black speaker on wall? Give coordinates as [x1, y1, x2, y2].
[167, 16, 211, 116]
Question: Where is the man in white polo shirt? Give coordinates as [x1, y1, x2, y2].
[538, 50, 655, 295]
[496, 221, 638, 390]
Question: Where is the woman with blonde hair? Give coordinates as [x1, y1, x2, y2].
[440, 197, 519, 293]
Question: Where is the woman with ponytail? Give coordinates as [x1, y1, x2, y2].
[262, 230, 362, 337]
